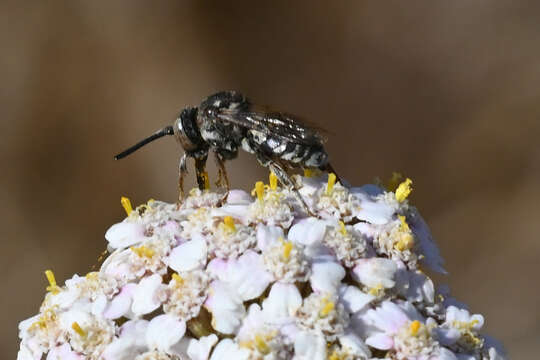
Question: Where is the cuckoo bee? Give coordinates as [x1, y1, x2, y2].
[114, 91, 338, 210]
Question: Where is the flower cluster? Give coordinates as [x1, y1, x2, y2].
[17, 173, 506, 360]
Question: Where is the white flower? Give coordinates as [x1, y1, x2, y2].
[352, 257, 398, 295]
[207, 250, 273, 300]
[163, 270, 210, 321]
[17, 181, 506, 360]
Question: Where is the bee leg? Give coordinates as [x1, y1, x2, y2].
[194, 154, 209, 191]
[268, 161, 313, 216]
[214, 151, 230, 191]
[178, 153, 188, 203]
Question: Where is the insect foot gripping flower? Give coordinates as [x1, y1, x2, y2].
[17, 176, 507, 360]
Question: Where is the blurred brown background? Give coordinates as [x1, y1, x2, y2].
[2, 1, 539, 358]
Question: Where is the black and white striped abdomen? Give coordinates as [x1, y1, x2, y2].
[242, 130, 328, 168]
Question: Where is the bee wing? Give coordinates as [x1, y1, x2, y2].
[216, 108, 327, 146]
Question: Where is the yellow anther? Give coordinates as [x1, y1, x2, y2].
[326, 173, 337, 195]
[368, 284, 384, 296]
[387, 172, 403, 191]
[319, 299, 335, 317]
[255, 181, 265, 201]
[329, 350, 345, 360]
[223, 216, 236, 232]
[172, 273, 184, 286]
[202, 171, 210, 190]
[45, 270, 60, 294]
[395, 233, 414, 251]
[282, 241, 293, 260]
[304, 168, 314, 177]
[72, 322, 87, 337]
[254, 335, 271, 355]
[398, 215, 410, 232]
[338, 221, 347, 236]
[120, 196, 133, 216]
[85, 272, 99, 281]
[269, 172, 278, 191]
[130, 245, 155, 258]
[410, 320, 421, 336]
[395, 178, 413, 202]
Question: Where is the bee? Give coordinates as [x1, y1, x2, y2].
[114, 91, 338, 210]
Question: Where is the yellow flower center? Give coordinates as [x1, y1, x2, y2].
[120, 196, 133, 216]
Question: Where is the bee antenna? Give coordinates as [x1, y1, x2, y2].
[114, 126, 174, 160]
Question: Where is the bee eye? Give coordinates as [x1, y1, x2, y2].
[206, 108, 214, 117]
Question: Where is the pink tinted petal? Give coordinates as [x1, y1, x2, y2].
[366, 333, 394, 350]
[104, 283, 136, 319]
[46, 344, 83, 360]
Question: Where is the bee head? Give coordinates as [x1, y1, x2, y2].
[173, 106, 208, 155]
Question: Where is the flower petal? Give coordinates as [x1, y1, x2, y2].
[352, 258, 397, 289]
[293, 331, 327, 360]
[310, 260, 345, 294]
[338, 285, 375, 313]
[365, 333, 394, 350]
[168, 233, 208, 272]
[105, 222, 145, 249]
[187, 334, 219, 360]
[262, 282, 302, 323]
[131, 274, 164, 316]
[104, 283, 137, 319]
[204, 280, 245, 334]
[288, 218, 327, 247]
[146, 314, 186, 352]
[209, 339, 250, 360]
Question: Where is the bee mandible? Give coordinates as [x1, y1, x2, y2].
[114, 91, 339, 211]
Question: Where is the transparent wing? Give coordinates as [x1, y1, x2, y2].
[216, 107, 327, 146]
